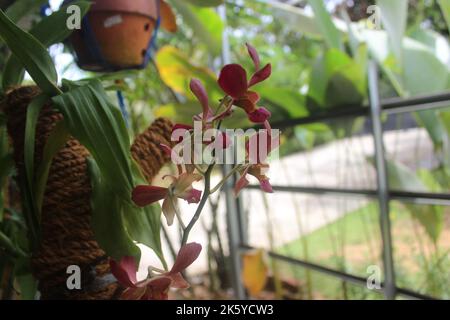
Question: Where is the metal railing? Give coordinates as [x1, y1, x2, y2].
[218, 3, 450, 302]
[220, 61, 450, 300]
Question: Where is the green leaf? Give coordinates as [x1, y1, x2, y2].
[258, 86, 309, 118]
[34, 120, 70, 213]
[184, 0, 223, 6]
[0, 126, 13, 222]
[24, 94, 48, 222]
[402, 38, 449, 96]
[2, 1, 91, 89]
[52, 80, 134, 202]
[155, 45, 222, 100]
[16, 273, 37, 300]
[363, 30, 449, 150]
[53, 81, 164, 264]
[0, 230, 27, 258]
[122, 162, 165, 265]
[308, 48, 366, 110]
[170, 1, 223, 55]
[0, 9, 60, 96]
[87, 158, 141, 263]
[413, 110, 446, 149]
[269, 1, 346, 40]
[438, 0, 450, 33]
[408, 27, 450, 67]
[307, 0, 343, 50]
[384, 159, 444, 243]
[5, 0, 48, 22]
[376, 0, 408, 63]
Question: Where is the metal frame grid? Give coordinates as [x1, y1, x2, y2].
[221, 61, 450, 300]
[218, 7, 450, 297]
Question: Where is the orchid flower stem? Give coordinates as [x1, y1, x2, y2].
[210, 165, 242, 194]
[194, 164, 205, 175]
[181, 164, 214, 246]
[149, 266, 166, 274]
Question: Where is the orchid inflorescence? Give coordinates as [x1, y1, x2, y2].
[110, 44, 279, 300]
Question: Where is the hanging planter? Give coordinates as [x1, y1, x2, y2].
[65, 0, 177, 72]
[2, 86, 173, 299]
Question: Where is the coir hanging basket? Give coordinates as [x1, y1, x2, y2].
[2, 86, 173, 299]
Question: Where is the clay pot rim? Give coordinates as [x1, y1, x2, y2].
[65, 0, 159, 20]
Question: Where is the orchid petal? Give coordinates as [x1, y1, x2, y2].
[159, 143, 172, 158]
[109, 256, 138, 288]
[218, 64, 248, 99]
[172, 124, 193, 143]
[143, 276, 172, 300]
[247, 164, 273, 193]
[132, 185, 168, 207]
[234, 91, 260, 114]
[170, 242, 202, 274]
[190, 78, 212, 119]
[248, 107, 271, 123]
[249, 63, 272, 88]
[170, 272, 190, 289]
[178, 187, 202, 204]
[259, 178, 273, 193]
[246, 43, 260, 70]
[162, 196, 178, 226]
[234, 168, 250, 196]
[172, 123, 193, 133]
[173, 173, 203, 195]
[185, 164, 196, 174]
[120, 286, 146, 300]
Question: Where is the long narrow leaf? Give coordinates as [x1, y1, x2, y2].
[438, 0, 450, 33]
[0, 9, 60, 96]
[24, 95, 48, 225]
[34, 120, 70, 212]
[123, 162, 165, 266]
[2, 1, 91, 89]
[376, 0, 408, 64]
[185, 0, 223, 6]
[51, 80, 134, 201]
[5, 0, 48, 22]
[88, 158, 141, 262]
[307, 0, 343, 50]
[171, 1, 223, 55]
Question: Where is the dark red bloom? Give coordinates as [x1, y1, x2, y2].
[110, 243, 202, 300]
[218, 44, 272, 123]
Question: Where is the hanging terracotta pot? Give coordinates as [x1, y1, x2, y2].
[65, 0, 176, 72]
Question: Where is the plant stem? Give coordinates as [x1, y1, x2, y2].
[210, 164, 242, 194]
[181, 164, 214, 246]
[0, 231, 27, 258]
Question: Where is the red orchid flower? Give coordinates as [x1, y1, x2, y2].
[190, 78, 215, 126]
[110, 243, 202, 300]
[132, 173, 202, 226]
[218, 43, 272, 123]
[234, 163, 273, 195]
[234, 121, 280, 195]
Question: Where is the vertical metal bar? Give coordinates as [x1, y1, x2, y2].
[222, 157, 247, 299]
[218, 4, 247, 300]
[368, 61, 396, 300]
